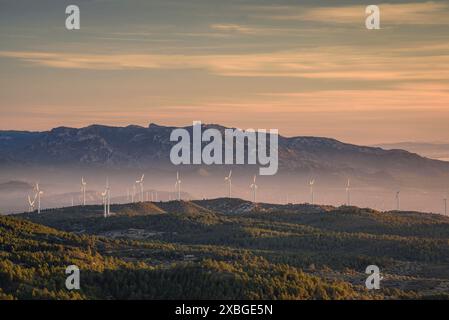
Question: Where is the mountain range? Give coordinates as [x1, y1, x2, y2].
[1, 123, 449, 214]
[1, 123, 449, 188]
[373, 142, 449, 162]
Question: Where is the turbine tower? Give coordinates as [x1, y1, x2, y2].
[444, 193, 447, 215]
[250, 175, 258, 203]
[309, 179, 315, 205]
[396, 191, 400, 210]
[346, 178, 351, 206]
[101, 190, 107, 218]
[175, 171, 181, 200]
[225, 170, 232, 198]
[105, 178, 110, 217]
[136, 174, 145, 202]
[27, 194, 37, 212]
[81, 177, 87, 206]
[35, 183, 43, 214]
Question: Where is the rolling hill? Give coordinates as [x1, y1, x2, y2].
[1, 200, 390, 300]
[4, 198, 449, 299]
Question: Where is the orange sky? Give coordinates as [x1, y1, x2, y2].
[0, 1, 448, 144]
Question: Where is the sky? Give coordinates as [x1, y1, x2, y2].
[0, 0, 448, 145]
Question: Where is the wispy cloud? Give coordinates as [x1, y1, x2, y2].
[208, 23, 297, 36]
[210, 24, 256, 34]
[1, 45, 448, 82]
[258, 83, 449, 112]
[256, 1, 449, 25]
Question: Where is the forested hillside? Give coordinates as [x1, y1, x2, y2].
[3, 198, 449, 299]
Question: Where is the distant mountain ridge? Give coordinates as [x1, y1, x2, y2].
[0, 180, 33, 193]
[373, 142, 449, 162]
[1, 123, 449, 189]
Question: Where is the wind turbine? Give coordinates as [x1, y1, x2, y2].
[105, 178, 110, 217]
[132, 184, 136, 203]
[136, 174, 145, 202]
[309, 179, 315, 204]
[27, 194, 37, 212]
[346, 178, 351, 206]
[35, 183, 43, 214]
[444, 193, 447, 215]
[250, 175, 258, 203]
[126, 188, 130, 202]
[81, 177, 87, 206]
[395, 191, 400, 210]
[175, 171, 181, 200]
[224, 170, 232, 198]
[101, 190, 107, 218]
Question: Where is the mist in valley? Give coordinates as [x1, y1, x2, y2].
[1, 164, 447, 215]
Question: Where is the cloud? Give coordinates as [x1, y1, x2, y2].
[210, 24, 256, 34]
[258, 83, 449, 112]
[257, 1, 449, 25]
[1, 45, 448, 82]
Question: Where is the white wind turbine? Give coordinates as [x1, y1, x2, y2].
[175, 171, 181, 200]
[35, 183, 43, 214]
[444, 192, 447, 215]
[250, 175, 258, 203]
[101, 190, 108, 218]
[224, 170, 232, 198]
[132, 184, 136, 203]
[173, 183, 177, 201]
[105, 178, 110, 217]
[136, 174, 145, 202]
[81, 177, 87, 206]
[27, 194, 37, 212]
[346, 178, 351, 206]
[309, 179, 315, 204]
[395, 191, 400, 210]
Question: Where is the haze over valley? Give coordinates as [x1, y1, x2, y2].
[1, 123, 449, 214]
